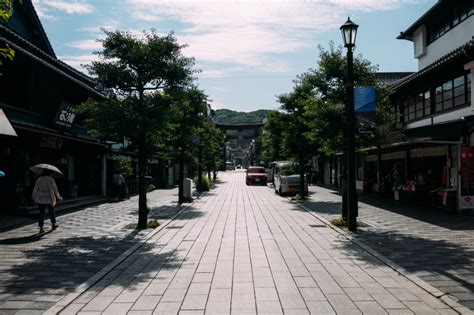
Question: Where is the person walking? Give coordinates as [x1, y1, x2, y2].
[32, 170, 62, 233]
[112, 170, 126, 201]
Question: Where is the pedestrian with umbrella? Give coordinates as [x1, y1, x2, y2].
[31, 164, 63, 233]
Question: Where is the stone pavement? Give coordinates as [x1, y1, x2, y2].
[302, 185, 474, 311]
[0, 188, 184, 314]
[54, 171, 465, 314]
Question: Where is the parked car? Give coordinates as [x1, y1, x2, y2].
[226, 161, 235, 171]
[246, 166, 267, 185]
[274, 162, 308, 195]
[236, 164, 242, 169]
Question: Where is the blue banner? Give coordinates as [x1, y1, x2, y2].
[354, 87, 376, 134]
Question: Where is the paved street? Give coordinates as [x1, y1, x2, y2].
[0, 188, 183, 314]
[51, 171, 465, 314]
[303, 185, 474, 311]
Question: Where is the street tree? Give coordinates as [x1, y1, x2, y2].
[78, 30, 196, 229]
[300, 43, 392, 218]
[277, 84, 317, 197]
[199, 120, 223, 183]
[167, 87, 207, 203]
[261, 110, 287, 164]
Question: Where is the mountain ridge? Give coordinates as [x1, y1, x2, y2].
[212, 109, 269, 125]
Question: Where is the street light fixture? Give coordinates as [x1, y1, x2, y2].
[340, 17, 358, 232]
[340, 17, 358, 48]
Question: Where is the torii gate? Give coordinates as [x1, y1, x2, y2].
[214, 122, 264, 168]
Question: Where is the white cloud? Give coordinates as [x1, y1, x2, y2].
[58, 54, 98, 72]
[33, 0, 94, 16]
[124, 0, 419, 72]
[66, 39, 102, 50]
[199, 68, 227, 79]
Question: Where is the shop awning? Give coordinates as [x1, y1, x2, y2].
[403, 120, 464, 140]
[0, 108, 17, 137]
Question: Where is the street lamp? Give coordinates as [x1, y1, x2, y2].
[340, 17, 358, 232]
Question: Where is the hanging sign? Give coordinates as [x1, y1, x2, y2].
[460, 146, 474, 209]
[55, 102, 76, 128]
[354, 87, 376, 134]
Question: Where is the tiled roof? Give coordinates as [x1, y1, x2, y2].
[391, 38, 474, 90]
[0, 24, 103, 97]
[375, 72, 413, 86]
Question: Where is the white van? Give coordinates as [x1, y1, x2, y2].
[274, 161, 308, 195]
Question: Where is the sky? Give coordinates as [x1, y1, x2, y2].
[32, 0, 435, 112]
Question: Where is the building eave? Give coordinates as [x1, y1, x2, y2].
[397, 0, 444, 41]
[0, 25, 104, 99]
[391, 38, 474, 90]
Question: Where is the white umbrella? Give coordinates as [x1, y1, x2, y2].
[30, 164, 63, 175]
[0, 108, 17, 137]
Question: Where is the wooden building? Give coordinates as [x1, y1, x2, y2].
[0, 1, 107, 214]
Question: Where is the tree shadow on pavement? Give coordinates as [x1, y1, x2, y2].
[335, 227, 474, 309]
[0, 231, 181, 310]
[356, 193, 474, 231]
[301, 200, 342, 217]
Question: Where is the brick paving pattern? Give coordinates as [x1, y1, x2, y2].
[303, 185, 474, 311]
[0, 188, 182, 314]
[56, 172, 462, 314]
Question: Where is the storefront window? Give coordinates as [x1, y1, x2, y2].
[434, 73, 470, 113]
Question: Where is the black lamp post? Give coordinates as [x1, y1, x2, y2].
[340, 17, 358, 232]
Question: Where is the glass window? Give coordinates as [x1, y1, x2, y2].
[424, 91, 431, 115]
[407, 97, 416, 121]
[443, 81, 453, 110]
[468, 73, 471, 104]
[453, 75, 465, 88]
[415, 93, 424, 118]
[403, 102, 408, 123]
[435, 86, 443, 112]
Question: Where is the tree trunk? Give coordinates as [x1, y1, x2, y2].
[178, 149, 185, 203]
[213, 167, 217, 182]
[341, 154, 348, 220]
[299, 155, 306, 197]
[198, 145, 203, 192]
[137, 152, 148, 229]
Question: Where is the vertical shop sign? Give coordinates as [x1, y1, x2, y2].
[460, 146, 474, 209]
[354, 87, 376, 134]
[55, 102, 76, 128]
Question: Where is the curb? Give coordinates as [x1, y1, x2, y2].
[295, 201, 474, 315]
[45, 194, 202, 315]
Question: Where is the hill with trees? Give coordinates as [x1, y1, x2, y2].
[212, 109, 269, 124]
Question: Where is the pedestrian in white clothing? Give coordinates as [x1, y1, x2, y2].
[32, 170, 62, 233]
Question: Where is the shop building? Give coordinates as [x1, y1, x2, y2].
[360, 0, 474, 211]
[0, 1, 107, 214]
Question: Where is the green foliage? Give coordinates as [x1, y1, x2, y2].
[279, 162, 300, 175]
[0, 0, 15, 22]
[147, 219, 160, 229]
[115, 160, 133, 176]
[78, 29, 196, 228]
[331, 217, 347, 227]
[330, 217, 365, 227]
[1, 0, 20, 72]
[193, 176, 211, 192]
[300, 43, 393, 155]
[147, 184, 156, 192]
[261, 110, 287, 164]
[291, 194, 310, 201]
[213, 109, 269, 124]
